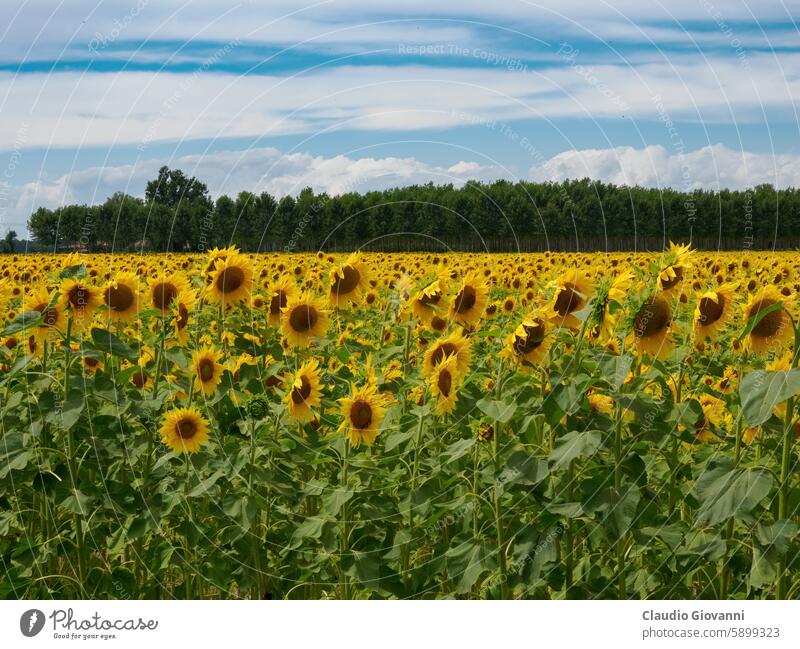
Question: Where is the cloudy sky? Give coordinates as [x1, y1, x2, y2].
[1, 0, 799, 234]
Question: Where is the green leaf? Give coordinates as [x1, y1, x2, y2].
[321, 487, 353, 516]
[60, 263, 87, 279]
[0, 431, 31, 478]
[58, 391, 85, 431]
[441, 437, 476, 463]
[506, 451, 550, 486]
[694, 458, 773, 527]
[476, 398, 516, 423]
[0, 310, 42, 336]
[288, 516, 327, 549]
[548, 430, 602, 470]
[91, 327, 137, 361]
[187, 469, 225, 497]
[599, 353, 632, 390]
[739, 369, 800, 427]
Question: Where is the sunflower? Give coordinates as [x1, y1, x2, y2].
[286, 358, 323, 423]
[148, 273, 190, 314]
[267, 276, 298, 326]
[329, 254, 368, 307]
[23, 287, 65, 341]
[103, 272, 141, 323]
[172, 289, 197, 344]
[422, 329, 472, 379]
[281, 292, 330, 348]
[203, 246, 237, 285]
[427, 353, 461, 415]
[694, 394, 730, 443]
[694, 282, 736, 342]
[629, 293, 673, 360]
[412, 279, 445, 324]
[450, 272, 488, 326]
[590, 272, 632, 341]
[550, 269, 593, 329]
[192, 345, 224, 396]
[206, 252, 253, 307]
[58, 278, 101, 332]
[160, 407, 210, 454]
[337, 383, 390, 448]
[741, 284, 794, 353]
[658, 241, 693, 293]
[502, 309, 551, 368]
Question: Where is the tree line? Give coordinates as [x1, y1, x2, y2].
[22, 166, 800, 252]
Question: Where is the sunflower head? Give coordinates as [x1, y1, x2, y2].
[450, 272, 488, 326]
[149, 273, 190, 314]
[208, 252, 253, 307]
[503, 309, 551, 369]
[281, 292, 330, 348]
[160, 407, 210, 454]
[628, 292, 673, 360]
[549, 269, 593, 329]
[58, 278, 101, 331]
[24, 287, 65, 341]
[329, 254, 368, 307]
[427, 352, 461, 415]
[285, 358, 323, 423]
[103, 272, 141, 323]
[741, 284, 794, 353]
[267, 276, 298, 326]
[422, 329, 472, 379]
[337, 383, 391, 448]
[192, 345, 224, 396]
[693, 282, 736, 343]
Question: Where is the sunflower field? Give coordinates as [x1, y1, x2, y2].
[1, 244, 799, 600]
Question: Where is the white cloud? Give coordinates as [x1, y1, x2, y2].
[528, 143, 800, 189]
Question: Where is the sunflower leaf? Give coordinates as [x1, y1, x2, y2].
[90, 327, 137, 361]
[739, 369, 800, 427]
[737, 302, 783, 342]
[0, 310, 42, 336]
[59, 263, 87, 279]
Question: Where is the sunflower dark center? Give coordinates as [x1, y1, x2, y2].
[554, 283, 583, 316]
[106, 283, 134, 311]
[177, 304, 189, 330]
[84, 357, 99, 367]
[350, 399, 373, 429]
[749, 298, 783, 338]
[634, 296, 670, 338]
[216, 267, 245, 294]
[418, 291, 441, 307]
[437, 370, 452, 397]
[513, 322, 545, 355]
[431, 342, 458, 366]
[197, 358, 215, 382]
[332, 265, 360, 295]
[291, 375, 312, 404]
[176, 418, 198, 440]
[152, 282, 177, 310]
[430, 315, 447, 332]
[68, 285, 90, 310]
[289, 305, 317, 333]
[131, 370, 146, 388]
[698, 294, 725, 325]
[34, 303, 59, 327]
[454, 285, 477, 314]
[270, 290, 287, 315]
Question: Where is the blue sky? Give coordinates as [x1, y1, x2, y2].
[1, 0, 799, 234]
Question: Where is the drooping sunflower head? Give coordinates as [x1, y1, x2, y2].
[58, 278, 102, 331]
[741, 284, 794, 353]
[207, 252, 253, 307]
[694, 394, 730, 443]
[281, 292, 330, 348]
[159, 407, 210, 454]
[192, 345, 224, 396]
[589, 272, 632, 341]
[285, 358, 323, 423]
[657, 241, 694, 293]
[337, 383, 391, 448]
[422, 328, 472, 379]
[148, 273, 190, 314]
[503, 309, 551, 369]
[549, 269, 593, 329]
[172, 289, 197, 344]
[693, 282, 737, 342]
[24, 287, 65, 341]
[412, 278, 446, 324]
[628, 292, 673, 360]
[103, 272, 141, 323]
[329, 254, 368, 307]
[266, 276, 298, 326]
[450, 272, 488, 326]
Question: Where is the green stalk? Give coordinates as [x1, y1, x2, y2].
[340, 440, 351, 599]
[492, 359, 509, 599]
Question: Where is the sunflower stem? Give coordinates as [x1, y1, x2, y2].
[340, 440, 351, 599]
